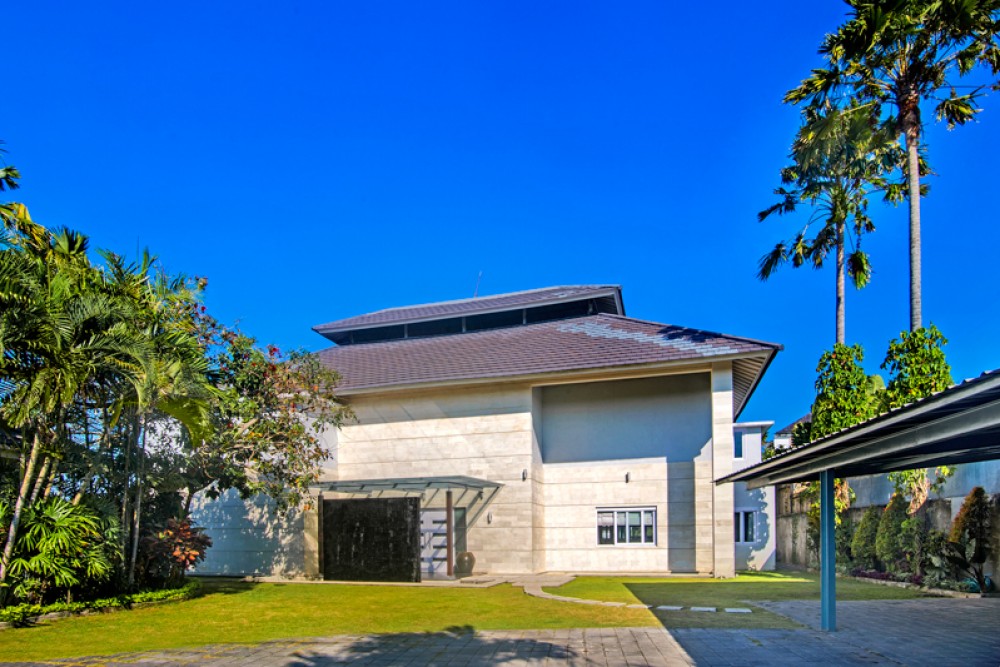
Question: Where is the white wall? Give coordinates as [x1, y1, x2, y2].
[732, 423, 776, 571]
[190, 489, 309, 576]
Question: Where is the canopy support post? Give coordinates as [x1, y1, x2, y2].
[820, 468, 836, 632]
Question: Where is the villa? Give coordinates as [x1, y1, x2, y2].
[192, 285, 780, 579]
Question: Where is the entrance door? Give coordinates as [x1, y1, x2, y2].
[420, 509, 448, 575]
[419, 508, 468, 576]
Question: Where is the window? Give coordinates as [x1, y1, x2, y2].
[734, 430, 744, 459]
[597, 508, 655, 545]
[734, 511, 756, 543]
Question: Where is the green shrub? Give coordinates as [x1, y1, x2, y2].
[876, 494, 908, 572]
[900, 511, 929, 576]
[0, 580, 200, 627]
[836, 514, 855, 564]
[851, 506, 880, 569]
[944, 486, 995, 593]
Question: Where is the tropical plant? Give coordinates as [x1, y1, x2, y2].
[759, 104, 901, 343]
[786, 0, 1000, 331]
[0, 497, 120, 604]
[138, 518, 211, 587]
[0, 218, 148, 601]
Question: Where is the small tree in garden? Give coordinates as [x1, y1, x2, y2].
[139, 518, 211, 587]
[944, 487, 995, 593]
[883, 326, 955, 512]
[876, 494, 908, 572]
[852, 505, 881, 570]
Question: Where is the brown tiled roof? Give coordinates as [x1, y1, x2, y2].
[318, 314, 781, 414]
[313, 285, 621, 334]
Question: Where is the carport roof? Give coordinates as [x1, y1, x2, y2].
[315, 475, 502, 494]
[718, 368, 1000, 489]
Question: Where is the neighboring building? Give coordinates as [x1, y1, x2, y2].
[193, 286, 781, 579]
[732, 421, 776, 571]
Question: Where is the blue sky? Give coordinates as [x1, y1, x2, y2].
[5, 1, 999, 431]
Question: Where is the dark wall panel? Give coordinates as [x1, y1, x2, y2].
[322, 498, 421, 582]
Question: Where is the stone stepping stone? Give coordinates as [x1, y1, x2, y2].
[724, 608, 752, 613]
[656, 605, 684, 611]
[690, 606, 717, 612]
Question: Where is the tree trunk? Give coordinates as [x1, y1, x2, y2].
[835, 218, 845, 345]
[904, 115, 922, 331]
[0, 431, 44, 601]
[28, 455, 51, 505]
[127, 416, 147, 589]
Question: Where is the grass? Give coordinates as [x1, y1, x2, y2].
[545, 571, 928, 629]
[0, 578, 653, 662]
[0, 571, 934, 660]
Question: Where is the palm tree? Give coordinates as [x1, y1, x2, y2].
[0, 220, 148, 599]
[759, 105, 901, 344]
[786, 0, 1000, 331]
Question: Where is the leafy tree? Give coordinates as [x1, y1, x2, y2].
[876, 493, 909, 572]
[759, 104, 901, 343]
[181, 331, 350, 514]
[787, 0, 1000, 331]
[811, 344, 881, 438]
[852, 505, 881, 569]
[883, 325, 955, 511]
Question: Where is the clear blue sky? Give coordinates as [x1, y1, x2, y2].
[5, 1, 999, 431]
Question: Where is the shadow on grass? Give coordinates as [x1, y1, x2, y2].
[285, 625, 577, 666]
[193, 577, 259, 596]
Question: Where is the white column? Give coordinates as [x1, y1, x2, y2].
[711, 362, 736, 578]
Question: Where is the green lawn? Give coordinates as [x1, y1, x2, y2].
[546, 571, 928, 629]
[0, 579, 653, 662]
[0, 572, 932, 661]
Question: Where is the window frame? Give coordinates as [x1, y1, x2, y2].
[596, 507, 657, 546]
[733, 509, 757, 544]
[734, 430, 745, 459]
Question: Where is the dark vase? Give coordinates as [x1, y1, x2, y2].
[455, 551, 476, 578]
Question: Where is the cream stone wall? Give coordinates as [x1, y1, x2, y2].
[541, 458, 670, 571]
[195, 364, 744, 578]
[335, 385, 538, 573]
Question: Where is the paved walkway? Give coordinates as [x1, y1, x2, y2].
[3, 597, 997, 666]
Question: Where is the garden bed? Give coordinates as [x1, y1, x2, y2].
[844, 573, 983, 599]
[0, 580, 201, 629]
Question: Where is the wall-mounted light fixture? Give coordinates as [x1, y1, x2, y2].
[522, 469, 528, 481]
[625, 472, 631, 483]
[487, 511, 493, 524]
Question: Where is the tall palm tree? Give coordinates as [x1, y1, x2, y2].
[759, 105, 901, 344]
[0, 221, 137, 596]
[786, 0, 1000, 331]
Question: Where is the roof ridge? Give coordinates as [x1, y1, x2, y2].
[361, 285, 617, 316]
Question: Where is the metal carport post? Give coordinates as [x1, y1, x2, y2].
[819, 468, 835, 631]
